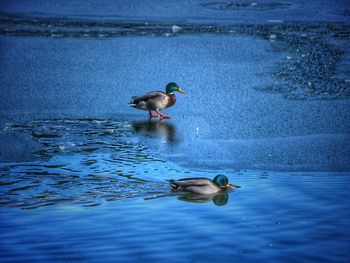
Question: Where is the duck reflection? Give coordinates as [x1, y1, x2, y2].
[178, 192, 229, 206]
[144, 191, 229, 206]
[132, 120, 177, 144]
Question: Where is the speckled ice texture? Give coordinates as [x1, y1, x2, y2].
[0, 0, 349, 171]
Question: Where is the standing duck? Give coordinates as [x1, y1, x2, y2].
[128, 82, 185, 119]
[169, 174, 239, 195]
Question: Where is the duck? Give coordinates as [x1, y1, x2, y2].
[169, 174, 239, 195]
[128, 82, 185, 119]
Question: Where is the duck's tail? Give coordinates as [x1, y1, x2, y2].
[128, 96, 139, 107]
[128, 102, 137, 108]
[168, 180, 179, 189]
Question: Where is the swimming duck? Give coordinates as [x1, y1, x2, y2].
[169, 174, 239, 195]
[128, 82, 185, 119]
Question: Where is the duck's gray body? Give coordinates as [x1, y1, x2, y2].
[129, 91, 176, 111]
[169, 178, 222, 195]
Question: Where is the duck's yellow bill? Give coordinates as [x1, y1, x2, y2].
[226, 184, 234, 189]
[178, 88, 185, 94]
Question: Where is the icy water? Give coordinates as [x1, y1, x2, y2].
[1, 0, 350, 262]
[1, 119, 350, 262]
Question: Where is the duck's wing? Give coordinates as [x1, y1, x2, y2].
[130, 91, 170, 110]
[169, 178, 211, 189]
[131, 91, 165, 104]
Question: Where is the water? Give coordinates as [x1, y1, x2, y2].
[1, 119, 350, 262]
[1, 0, 350, 262]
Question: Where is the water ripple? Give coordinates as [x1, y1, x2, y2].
[0, 118, 233, 209]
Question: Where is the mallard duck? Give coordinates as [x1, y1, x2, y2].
[169, 174, 239, 195]
[128, 82, 185, 119]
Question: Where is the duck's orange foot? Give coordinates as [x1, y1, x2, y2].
[156, 111, 171, 119]
[148, 111, 159, 118]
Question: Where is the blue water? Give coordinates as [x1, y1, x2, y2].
[1, 119, 350, 262]
[1, 0, 350, 262]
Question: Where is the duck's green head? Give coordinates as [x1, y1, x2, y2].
[166, 82, 185, 94]
[213, 174, 235, 189]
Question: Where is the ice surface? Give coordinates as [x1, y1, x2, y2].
[1, 0, 349, 23]
[1, 31, 349, 171]
[0, 0, 349, 170]
[1, 12, 349, 99]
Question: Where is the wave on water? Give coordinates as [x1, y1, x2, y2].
[0, 119, 230, 209]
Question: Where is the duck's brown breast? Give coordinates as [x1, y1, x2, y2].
[166, 93, 176, 108]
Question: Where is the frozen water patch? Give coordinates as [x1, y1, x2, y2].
[0, 13, 349, 100]
[256, 32, 350, 99]
[202, 2, 291, 11]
